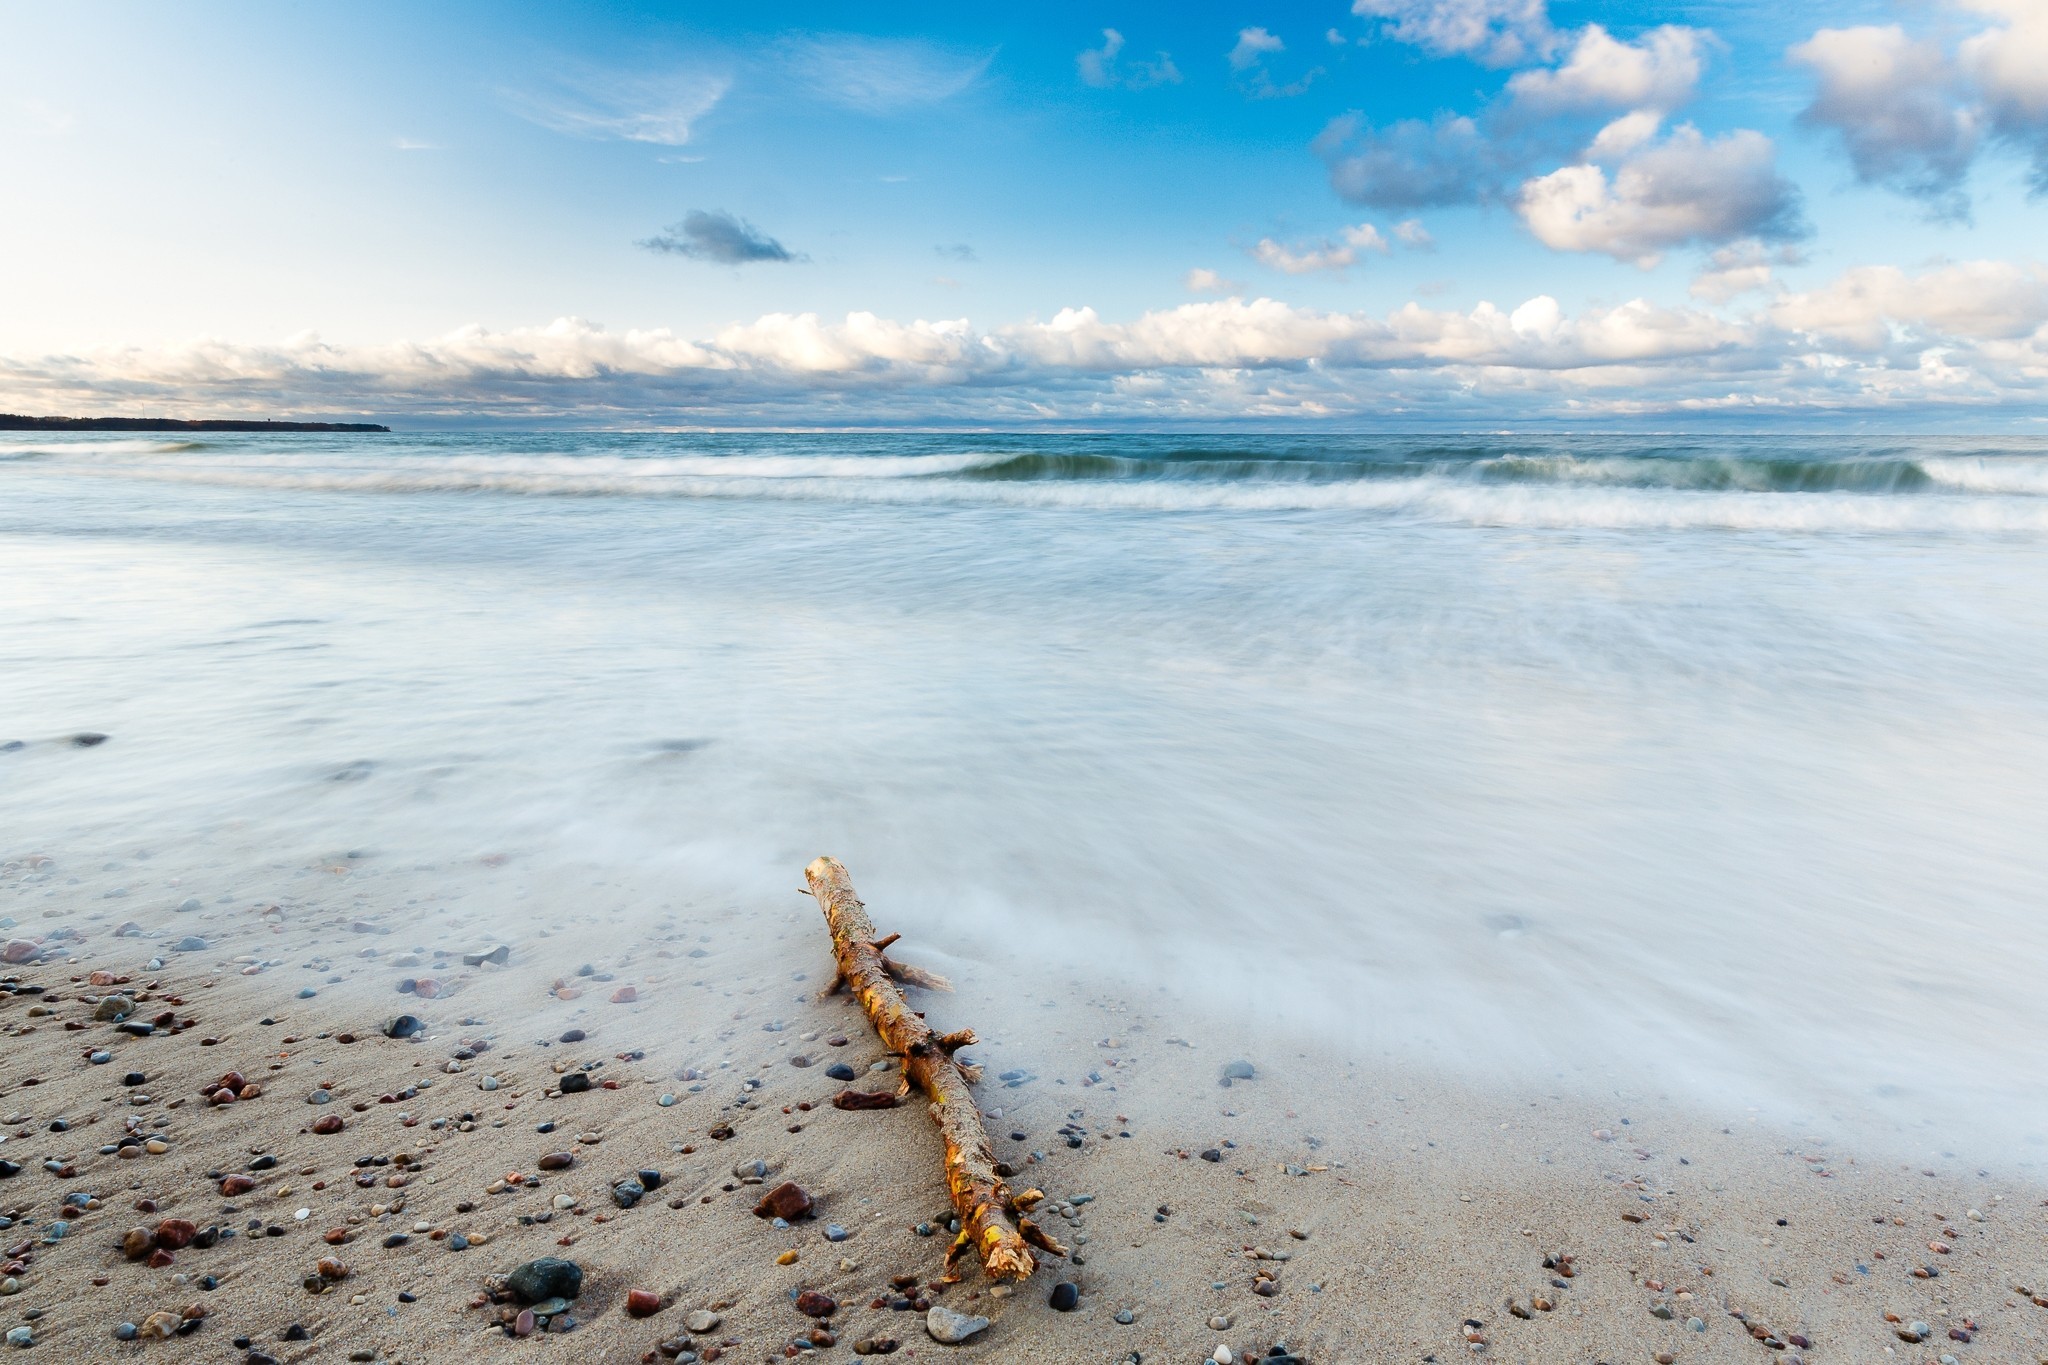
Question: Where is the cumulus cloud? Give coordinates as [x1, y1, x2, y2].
[9, 268, 2048, 422]
[509, 70, 729, 146]
[1351, 0, 1556, 67]
[639, 211, 802, 264]
[1184, 268, 1244, 294]
[1516, 126, 1805, 266]
[1229, 27, 1286, 71]
[1771, 258, 2048, 350]
[1505, 24, 1704, 115]
[1322, 22, 1713, 212]
[1393, 219, 1435, 248]
[1688, 241, 1794, 304]
[1228, 26, 1320, 97]
[1077, 28, 1183, 89]
[1791, 1, 2048, 210]
[783, 35, 989, 111]
[1250, 223, 1388, 275]
[1791, 25, 1979, 219]
[1957, 0, 2048, 190]
[1317, 113, 1498, 210]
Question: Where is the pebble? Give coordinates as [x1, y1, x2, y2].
[506, 1258, 584, 1304]
[559, 1073, 592, 1095]
[924, 1305, 990, 1344]
[627, 1288, 661, 1317]
[4, 1327, 29, 1348]
[173, 936, 208, 953]
[755, 1181, 814, 1220]
[825, 1063, 858, 1082]
[795, 1290, 837, 1317]
[685, 1310, 722, 1333]
[1049, 1282, 1080, 1311]
[824, 1223, 849, 1242]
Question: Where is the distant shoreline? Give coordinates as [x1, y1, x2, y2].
[0, 413, 389, 433]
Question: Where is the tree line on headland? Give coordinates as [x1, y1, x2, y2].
[0, 414, 389, 432]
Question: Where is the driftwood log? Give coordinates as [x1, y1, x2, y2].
[804, 855, 1064, 1282]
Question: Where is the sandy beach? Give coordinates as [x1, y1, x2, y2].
[6, 834, 2046, 1365]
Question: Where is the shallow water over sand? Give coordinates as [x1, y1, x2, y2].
[5, 430, 2048, 1163]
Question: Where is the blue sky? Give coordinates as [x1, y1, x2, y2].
[3, 0, 2047, 425]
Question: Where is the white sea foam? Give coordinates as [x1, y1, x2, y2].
[7, 431, 2048, 1163]
[16, 443, 2048, 533]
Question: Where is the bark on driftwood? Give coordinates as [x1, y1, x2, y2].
[804, 855, 1065, 1282]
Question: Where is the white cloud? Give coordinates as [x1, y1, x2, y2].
[1318, 113, 1496, 209]
[1351, 0, 1556, 66]
[1506, 24, 1704, 114]
[1789, 2, 2048, 209]
[1078, 29, 1183, 90]
[1959, 0, 2048, 123]
[10, 263, 2048, 423]
[783, 36, 990, 112]
[508, 70, 730, 146]
[1771, 259, 2048, 351]
[1790, 25, 1979, 218]
[1184, 268, 1244, 294]
[1250, 224, 1388, 275]
[1688, 241, 1795, 304]
[1229, 27, 1286, 71]
[1516, 126, 1804, 266]
[1393, 219, 1435, 248]
[1585, 110, 1663, 160]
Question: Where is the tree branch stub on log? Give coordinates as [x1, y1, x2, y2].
[803, 855, 1064, 1281]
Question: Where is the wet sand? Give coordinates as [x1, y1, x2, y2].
[4, 842, 2047, 1365]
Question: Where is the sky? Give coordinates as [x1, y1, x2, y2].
[2, 0, 2047, 427]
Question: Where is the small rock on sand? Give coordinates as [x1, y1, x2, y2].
[925, 1305, 990, 1343]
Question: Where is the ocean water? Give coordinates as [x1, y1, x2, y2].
[5, 430, 2048, 1158]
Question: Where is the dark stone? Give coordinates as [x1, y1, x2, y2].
[637, 1168, 663, 1190]
[381, 1014, 422, 1039]
[71, 732, 109, 747]
[560, 1029, 586, 1043]
[1049, 1282, 1080, 1311]
[825, 1063, 858, 1082]
[558, 1072, 591, 1094]
[1200, 1149, 1223, 1162]
[612, 1180, 644, 1209]
[795, 1290, 837, 1317]
[1221, 1060, 1256, 1084]
[122, 1072, 147, 1087]
[506, 1257, 584, 1304]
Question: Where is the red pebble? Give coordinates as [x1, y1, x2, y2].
[626, 1288, 660, 1317]
[831, 1089, 898, 1111]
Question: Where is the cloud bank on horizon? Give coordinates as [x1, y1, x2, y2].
[3, 0, 2047, 425]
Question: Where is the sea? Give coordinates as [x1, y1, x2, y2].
[5, 430, 2047, 1160]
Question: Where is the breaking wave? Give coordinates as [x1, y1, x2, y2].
[9, 432, 2048, 533]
